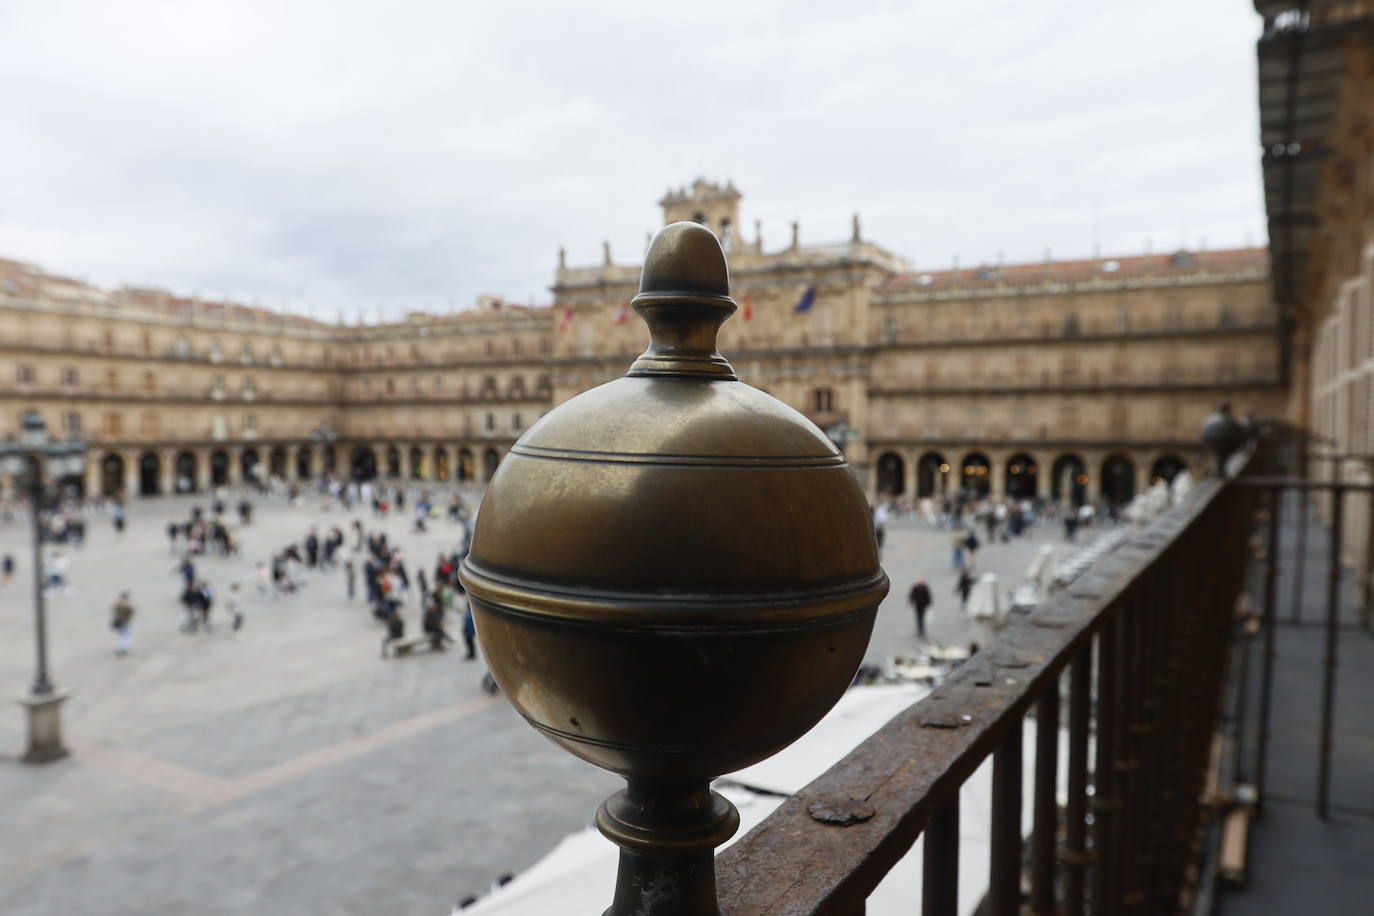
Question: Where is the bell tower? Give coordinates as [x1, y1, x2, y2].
[659, 179, 742, 253]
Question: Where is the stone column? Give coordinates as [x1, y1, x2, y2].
[160, 449, 177, 496]
[83, 459, 101, 500]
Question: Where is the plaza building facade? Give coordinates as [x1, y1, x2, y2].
[0, 180, 1287, 505]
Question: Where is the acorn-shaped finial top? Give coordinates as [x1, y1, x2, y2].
[628, 221, 737, 380]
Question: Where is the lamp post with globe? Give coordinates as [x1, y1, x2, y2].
[0, 410, 86, 763]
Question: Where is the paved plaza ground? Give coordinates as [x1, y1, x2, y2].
[0, 489, 1069, 915]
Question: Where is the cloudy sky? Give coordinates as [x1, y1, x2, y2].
[0, 1, 1266, 316]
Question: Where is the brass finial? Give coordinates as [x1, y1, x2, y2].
[627, 221, 737, 381]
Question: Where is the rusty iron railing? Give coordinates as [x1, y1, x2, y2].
[715, 458, 1259, 914]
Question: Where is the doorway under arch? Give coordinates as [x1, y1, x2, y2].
[1101, 454, 1137, 506]
[269, 446, 288, 480]
[482, 448, 500, 482]
[1051, 454, 1087, 506]
[875, 452, 905, 496]
[960, 452, 991, 498]
[350, 446, 377, 481]
[211, 450, 230, 486]
[1150, 454, 1187, 485]
[296, 446, 313, 480]
[175, 451, 198, 493]
[138, 452, 160, 497]
[458, 447, 474, 481]
[386, 447, 401, 478]
[916, 452, 948, 498]
[241, 448, 261, 485]
[1004, 452, 1039, 500]
[100, 453, 125, 497]
[434, 447, 450, 481]
[409, 446, 424, 479]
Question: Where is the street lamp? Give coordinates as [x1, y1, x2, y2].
[0, 409, 86, 764]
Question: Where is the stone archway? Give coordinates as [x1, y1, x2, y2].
[1101, 454, 1136, 506]
[138, 451, 161, 497]
[100, 453, 125, 497]
[175, 451, 198, 493]
[1004, 452, 1039, 500]
[434, 447, 451, 481]
[296, 446, 314, 480]
[916, 452, 948, 498]
[211, 449, 230, 486]
[386, 446, 401, 478]
[1051, 454, 1087, 506]
[875, 451, 905, 496]
[241, 448, 261, 485]
[960, 451, 991, 498]
[458, 447, 474, 481]
[482, 447, 500, 482]
[409, 446, 425, 480]
[269, 446, 288, 480]
[1150, 454, 1187, 485]
[350, 445, 377, 481]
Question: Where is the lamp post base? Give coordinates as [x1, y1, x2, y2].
[18, 691, 69, 764]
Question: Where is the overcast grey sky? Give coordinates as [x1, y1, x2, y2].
[0, 1, 1266, 316]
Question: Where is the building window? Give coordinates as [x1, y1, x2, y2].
[61, 367, 78, 387]
[883, 317, 898, 343]
[410, 377, 420, 394]
[485, 340, 494, 356]
[105, 412, 122, 436]
[509, 376, 525, 398]
[212, 415, 228, 440]
[812, 387, 834, 412]
[270, 343, 282, 366]
[142, 331, 153, 354]
[241, 342, 254, 364]
[143, 371, 156, 393]
[243, 377, 256, 399]
[64, 412, 81, 435]
[105, 368, 120, 391]
[512, 412, 522, 431]
[536, 375, 550, 393]
[243, 414, 257, 437]
[1063, 314, 1080, 337]
[17, 365, 34, 384]
[210, 339, 223, 362]
[385, 378, 396, 395]
[140, 412, 159, 436]
[485, 412, 495, 431]
[482, 376, 497, 398]
[102, 330, 115, 351]
[211, 376, 226, 399]
[174, 336, 191, 358]
[512, 339, 522, 356]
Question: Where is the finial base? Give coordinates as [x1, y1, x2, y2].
[597, 780, 740, 916]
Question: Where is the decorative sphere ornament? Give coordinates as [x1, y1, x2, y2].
[459, 221, 888, 915]
[1201, 400, 1248, 477]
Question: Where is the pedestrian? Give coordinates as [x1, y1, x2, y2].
[112, 501, 126, 533]
[954, 569, 975, 609]
[455, 582, 476, 660]
[305, 527, 320, 567]
[345, 559, 356, 601]
[908, 578, 932, 639]
[255, 561, 272, 601]
[111, 591, 135, 655]
[950, 532, 965, 571]
[1, 553, 13, 588]
[417, 569, 430, 608]
[872, 501, 890, 553]
[166, 521, 180, 554]
[962, 531, 980, 567]
[227, 583, 244, 634]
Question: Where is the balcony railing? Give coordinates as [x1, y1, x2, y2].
[713, 454, 1258, 914]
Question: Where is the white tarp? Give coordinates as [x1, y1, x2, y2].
[462, 683, 1068, 916]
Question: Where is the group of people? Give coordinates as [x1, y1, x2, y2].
[166, 505, 241, 557]
[357, 523, 477, 659]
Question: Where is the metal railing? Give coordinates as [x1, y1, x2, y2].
[714, 457, 1258, 914]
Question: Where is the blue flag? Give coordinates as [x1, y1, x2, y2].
[793, 286, 816, 314]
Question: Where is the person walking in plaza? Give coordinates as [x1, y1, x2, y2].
[2, 552, 13, 589]
[455, 582, 476, 660]
[908, 578, 933, 640]
[112, 500, 126, 534]
[166, 521, 180, 554]
[872, 501, 890, 554]
[111, 591, 135, 655]
[345, 558, 356, 601]
[226, 583, 245, 634]
[954, 568, 975, 609]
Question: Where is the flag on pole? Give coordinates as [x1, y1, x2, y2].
[612, 300, 631, 324]
[742, 293, 753, 321]
[793, 286, 816, 314]
[558, 306, 573, 332]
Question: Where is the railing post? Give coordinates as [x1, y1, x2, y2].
[922, 797, 960, 916]
[989, 719, 1024, 916]
[1318, 486, 1345, 820]
[1090, 615, 1120, 916]
[1061, 647, 1093, 916]
[1256, 487, 1282, 813]
[1030, 680, 1060, 915]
